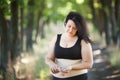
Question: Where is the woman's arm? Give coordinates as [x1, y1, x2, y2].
[45, 35, 60, 73]
[71, 39, 93, 69]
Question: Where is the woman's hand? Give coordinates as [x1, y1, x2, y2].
[59, 66, 72, 73]
[49, 63, 60, 74]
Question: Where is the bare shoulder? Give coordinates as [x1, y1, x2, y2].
[81, 39, 92, 48]
[50, 34, 57, 44]
[81, 39, 92, 55]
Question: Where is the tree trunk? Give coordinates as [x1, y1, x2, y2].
[89, 0, 102, 34]
[108, 0, 117, 45]
[103, 11, 111, 46]
[35, 11, 42, 42]
[10, 0, 19, 62]
[0, 8, 8, 79]
[115, 0, 120, 48]
[20, 3, 24, 52]
[5, 0, 19, 79]
[0, 7, 16, 80]
[26, 0, 34, 51]
[100, 0, 111, 46]
[35, 0, 46, 41]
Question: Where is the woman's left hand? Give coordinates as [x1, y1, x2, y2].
[59, 66, 72, 73]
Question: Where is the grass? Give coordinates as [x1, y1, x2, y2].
[107, 46, 120, 68]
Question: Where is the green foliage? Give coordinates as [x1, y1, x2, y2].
[0, 0, 11, 16]
[11, 0, 92, 30]
[109, 49, 120, 68]
[0, 71, 4, 79]
[34, 52, 50, 80]
[0, 0, 9, 8]
[17, 0, 24, 6]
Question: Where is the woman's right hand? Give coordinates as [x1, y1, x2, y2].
[49, 63, 60, 74]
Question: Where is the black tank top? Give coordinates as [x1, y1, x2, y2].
[54, 34, 82, 60]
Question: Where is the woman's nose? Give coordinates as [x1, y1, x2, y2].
[69, 28, 73, 32]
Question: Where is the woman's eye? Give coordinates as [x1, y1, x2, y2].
[68, 25, 71, 28]
[73, 27, 77, 30]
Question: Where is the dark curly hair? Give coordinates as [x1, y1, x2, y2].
[64, 11, 91, 43]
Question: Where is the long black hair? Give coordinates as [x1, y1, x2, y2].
[64, 11, 91, 43]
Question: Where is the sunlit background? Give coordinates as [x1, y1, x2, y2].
[0, 0, 120, 80]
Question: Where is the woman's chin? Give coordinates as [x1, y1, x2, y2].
[68, 33, 75, 37]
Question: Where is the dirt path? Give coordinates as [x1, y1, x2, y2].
[88, 45, 120, 80]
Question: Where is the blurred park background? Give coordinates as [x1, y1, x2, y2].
[0, 0, 120, 80]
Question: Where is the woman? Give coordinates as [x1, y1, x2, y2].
[45, 11, 93, 80]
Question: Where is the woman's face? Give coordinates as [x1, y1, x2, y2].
[65, 20, 77, 37]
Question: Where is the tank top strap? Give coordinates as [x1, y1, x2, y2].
[77, 37, 82, 45]
[78, 36, 83, 40]
[56, 34, 62, 44]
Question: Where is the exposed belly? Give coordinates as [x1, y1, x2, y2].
[56, 59, 81, 67]
[52, 59, 88, 78]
